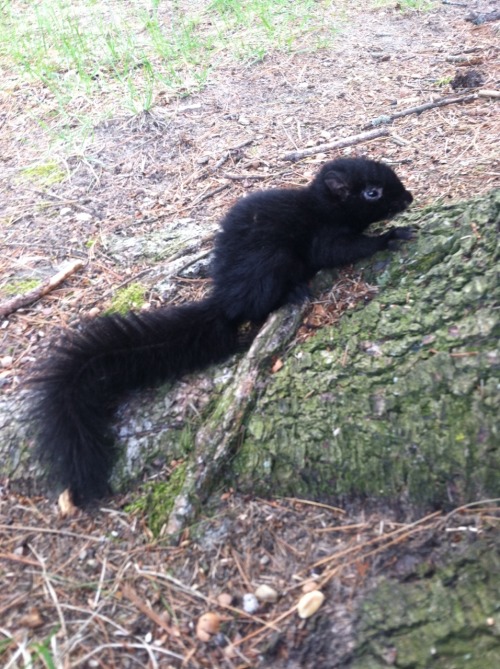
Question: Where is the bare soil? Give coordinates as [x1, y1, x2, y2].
[0, 2, 499, 667]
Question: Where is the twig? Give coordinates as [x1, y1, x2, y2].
[315, 523, 368, 534]
[363, 91, 498, 129]
[318, 522, 435, 589]
[231, 548, 253, 591]
[93, 557, 107, 609]
[33, 189, 103, 220]
[233, 606, 297, 648]
[281, 128, 389, 162]
[211, 137, 255, 172]
[30, 545, 68, 638]
[0, 259, 85, 319]
[223, 172, 269, 181]
[478, 89, 500, 99]
[72, 643, 184, 667]
[0, 523, 108, 542]
[165, 302, 309, 536]
[190, 182, 231, 207]
[0, 553, 40, 567]
[311, 511, 441, 575]
[281, 497, 345, 515]
[442, 497, 500, 523]
[121, 583, 182, 640]
[445, 55, 483, 63]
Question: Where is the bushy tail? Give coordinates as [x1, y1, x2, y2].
[29, 298, 239, 505]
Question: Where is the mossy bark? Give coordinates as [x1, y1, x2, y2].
[231, 190, 499, 511]
[2, 192, 499, 664]
[2, 191, 498, 518]
[349, 533, 500, 669]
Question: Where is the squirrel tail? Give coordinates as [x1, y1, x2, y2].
[29, 298, 239, 505]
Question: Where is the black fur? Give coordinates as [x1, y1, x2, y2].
[29, 158, 413, 505]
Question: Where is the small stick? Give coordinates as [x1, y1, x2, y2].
[478, 89, 500, 99]
[190, 182, 230, 207]
[33, 188, 103, 220]
[121, 583, 182, 639]
[282, 128, 389, 162]
[223, 172, 269, 180]
[363, 91, 499, 129]
[0, 259, 84, 319]
[445, 55, 483, 63]
[212, 137, 255, 171]
[282, 497, 345, 515]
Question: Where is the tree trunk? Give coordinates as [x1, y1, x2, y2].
[232, 190, 499, 513]
[2, 190, 499, 522]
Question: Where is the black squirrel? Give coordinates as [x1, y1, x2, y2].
[29, 157, 413, 505]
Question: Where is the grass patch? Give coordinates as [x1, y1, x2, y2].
[0, 627, 60, 669]
[205, 0, 339, 61]
[0, 0, 339, 145]
[373, 0, 436, 10]
[1, 278, 41, 296]
[18, 161, 66, 187]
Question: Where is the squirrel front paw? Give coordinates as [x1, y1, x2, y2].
[386, 226, 415, 249]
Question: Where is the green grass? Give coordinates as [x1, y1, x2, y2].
[31, 635, 59, 669]
[0, 0, 339, 144]
[18, 160, 66, 186]
[373, 0, 436, 9]
[0, 627, 59, 669]
[1, 278, 41, 296]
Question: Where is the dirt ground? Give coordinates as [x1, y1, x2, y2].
[1, 1, 499, 667]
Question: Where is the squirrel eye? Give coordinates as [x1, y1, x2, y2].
[362, 187, 383, 201]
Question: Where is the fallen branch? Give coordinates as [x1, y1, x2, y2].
[283, 90, 498, 160]
[281, 128, 389, 162]
[363, 91, 498, 129]
[0, 259, 84, 319]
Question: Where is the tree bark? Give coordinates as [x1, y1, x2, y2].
[2, 190, 499, 520]
[233, 189, 500, 512]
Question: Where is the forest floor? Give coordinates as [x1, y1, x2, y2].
[0, 1, 499, 667]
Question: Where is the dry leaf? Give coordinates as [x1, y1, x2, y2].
[271, 358, 284, 373]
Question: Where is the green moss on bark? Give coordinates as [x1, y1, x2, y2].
[125, 462, 187, 536]
[351, 535, 500, 668]
[234, 190, 500, 509]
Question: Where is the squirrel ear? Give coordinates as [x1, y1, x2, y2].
[323, 171, 350, 201]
